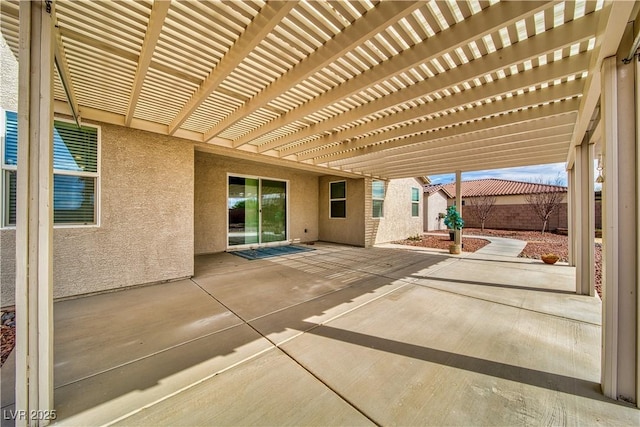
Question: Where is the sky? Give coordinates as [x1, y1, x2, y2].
[428, 162, 568, 186]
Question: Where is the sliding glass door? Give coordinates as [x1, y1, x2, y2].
[228, 175, 287, 247]
[228, 176, 259, 246]
[260, 179, 287, 243]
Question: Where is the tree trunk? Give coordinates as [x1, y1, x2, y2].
[541, 220, 548, 234]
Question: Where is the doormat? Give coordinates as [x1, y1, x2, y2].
[230, 245, 315, 260]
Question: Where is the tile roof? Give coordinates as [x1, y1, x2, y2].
[424, 178, 567, 198]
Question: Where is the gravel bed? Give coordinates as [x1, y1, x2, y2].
[397, 228, 602, 298]
[394, 233, 490, 252]
[1, 309, 15, 367]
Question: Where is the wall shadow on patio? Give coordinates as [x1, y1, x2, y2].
[301, 321, 623, 406]
[412, 275, 576, 295]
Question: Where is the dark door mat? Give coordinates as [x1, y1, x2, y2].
[229, 245, 315, 260]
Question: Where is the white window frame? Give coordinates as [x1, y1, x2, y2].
[329, 180, 347, 219]
[372, 180, 385, 219]
[411, 187, 420, 217]
[1, 110, 101, 228]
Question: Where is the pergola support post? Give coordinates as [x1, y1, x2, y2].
[600, 23, 639, 405]
[15, 1, 55, 425]
[455, 170, 462, 246]
[567, 167, 576, 266]
[574, 136, 595, 296]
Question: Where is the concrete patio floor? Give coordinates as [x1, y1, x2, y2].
[1, 241, 638, 426]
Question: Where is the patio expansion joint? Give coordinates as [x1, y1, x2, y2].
[101, 346, 276, 427]
[410, 274, 601, 327]
[178, 251, 471, 425]
[188, 277, 384, 427]
[52, 321, 247, 391]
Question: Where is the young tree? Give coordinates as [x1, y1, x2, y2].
[468, 195, 496, 232]
[524, 176, 566, 234]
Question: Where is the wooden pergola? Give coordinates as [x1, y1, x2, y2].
[1, 1, 638, 425]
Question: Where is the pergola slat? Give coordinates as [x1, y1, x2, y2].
[0, 0, 623, 180]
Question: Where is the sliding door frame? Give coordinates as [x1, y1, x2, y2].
[226, 172, 290, 250]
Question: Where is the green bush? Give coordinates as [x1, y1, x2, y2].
[444, 206, 464, 230]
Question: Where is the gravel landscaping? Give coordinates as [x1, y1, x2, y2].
[396, 233, 491, 252]
[395, 228, 602, 298]
[1, 309, 15, 367]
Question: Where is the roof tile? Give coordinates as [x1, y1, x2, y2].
[424, 178, 567, 198]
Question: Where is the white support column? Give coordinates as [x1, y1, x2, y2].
[15, 1, 55, 425]
[567, 166, 576, 266]
[636, 38, 640, 410]
[600, 21, 638, 405]
[575, 137, 595, 296]
[455, 170, 462, 246]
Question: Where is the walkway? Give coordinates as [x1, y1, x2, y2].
[1, 242, 637, 426]
[418, 232, 528, 258]
[468, 234, 528, 258]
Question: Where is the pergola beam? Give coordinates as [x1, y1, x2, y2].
[52, 9, 80, 127]
[353, 145, 569, 176]
[356, 146, 570, 175]
[295, 55, 588, 160]
[167, 1, 296, 135]
[124, 0, 171, 127]
[204, 1, 423, 143]
[333, 122, 575, 169]
[274, 15, 595, 156]
[565, 0, 636, 168]
[380, 153, 569, 179]
[318, 99, 579, 164]
[310, 81, 583, 163]
[232, 1, 552, 149]
[345, 133, 572, 173]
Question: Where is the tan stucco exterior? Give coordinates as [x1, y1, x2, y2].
[425, 190, 449, 231]
[366, 178, 423, 245]
[1, 124, 425, 306]
[1, 123, 195, 306]
[0, 31, 424, 304]
[0, 38, 18, 112]
[194, 151, 320, 254]
[317, 176, 424, 247]
[318, 176, 366, 246]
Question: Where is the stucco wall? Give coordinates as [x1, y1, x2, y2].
[366, 178, 424, 245]
[318, 176, 365, 246]
[1, 231, 15, 307]
[1, 123, 194, 306]
[425, 191, 448, 231]
[194, 151, 319, 254]
[1, 36, 18, 111]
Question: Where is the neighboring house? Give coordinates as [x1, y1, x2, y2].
[424, 179, 568, 232]
[424, 185, 449, 231]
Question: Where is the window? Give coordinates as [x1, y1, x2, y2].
[411, 187, 420, 217]
[372, 180, 385, 218]
[329, 181, 346, 218]
[2, 110, 99, 227]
